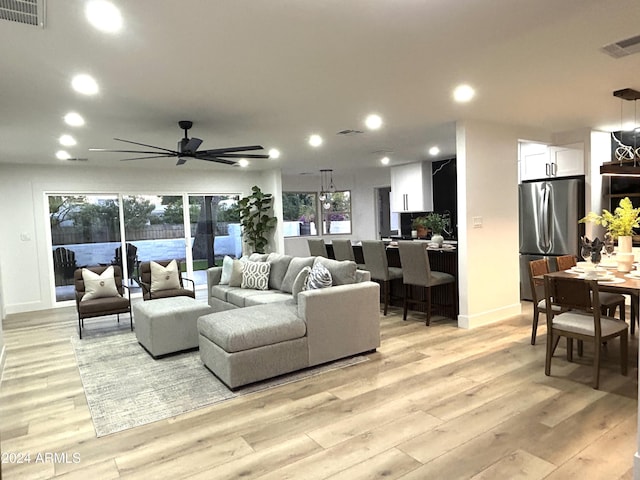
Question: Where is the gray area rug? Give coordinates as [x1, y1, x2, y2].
[71, 328, 367, 437]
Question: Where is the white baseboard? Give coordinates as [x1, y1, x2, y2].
[5, 300, 49, 315]
[457, 303, 522, 329]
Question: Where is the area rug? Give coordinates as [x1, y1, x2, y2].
[71, 329, 367, 437]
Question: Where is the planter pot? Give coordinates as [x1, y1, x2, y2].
[618, 235, 633, 253]
[617, 252, 635, 273]
[431, 234, 444, 247]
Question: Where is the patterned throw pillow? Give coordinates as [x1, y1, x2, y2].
[150, 260, 181, 292]
[241, 261, 271, 290]
[306, 261, 332, 290]
[81, 266, 119, 302]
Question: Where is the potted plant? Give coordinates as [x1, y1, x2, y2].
[424, 212, 446, 246]
[236, 186, 278, 254]
[580, 197, 640, 253]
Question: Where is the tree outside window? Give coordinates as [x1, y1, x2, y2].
[322, 191, 351, 235]
[282, 192, 318, 237]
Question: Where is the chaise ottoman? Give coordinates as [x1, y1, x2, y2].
[133, 297, 213, 358]
[197, 303, 309, 389]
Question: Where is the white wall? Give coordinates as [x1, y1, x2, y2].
[456, 120, 522, 328]
[0, 163, 275, 314]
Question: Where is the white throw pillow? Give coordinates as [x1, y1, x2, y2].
[241, 261, 271, 290]
[220, 255, 234, 284]
[150, 260, 181, 292]
[81, 266, 119, 302]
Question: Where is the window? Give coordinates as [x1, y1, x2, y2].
[282, 192, 318, 237]
[322, 191, 352, 235]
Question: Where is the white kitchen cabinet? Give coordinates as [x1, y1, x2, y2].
[519, 142, 584, 182]
[390, 162, 433, 212]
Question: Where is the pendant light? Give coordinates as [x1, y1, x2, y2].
[601, 88, 640, 176]
[319, 169, 335, 210]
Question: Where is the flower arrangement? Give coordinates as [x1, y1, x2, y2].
[580, 197, 640, 239]
[412, 213, 446, 235]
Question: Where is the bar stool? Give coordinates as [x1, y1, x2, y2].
[361, 240, 402, 315]
[332, 239, 366, 269]
[397, 241, 456, 325]
[307, 238, 328, 257]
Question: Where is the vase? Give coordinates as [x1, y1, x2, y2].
[431, 234, 444, 247]
[617, 235, 632, 253]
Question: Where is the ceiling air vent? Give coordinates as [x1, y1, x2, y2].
[0, 0, 45, 27]
[602, 34, 640, 58]
[336, 129, 364, 136]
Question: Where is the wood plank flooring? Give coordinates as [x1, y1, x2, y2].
[0, 296, 637, 479]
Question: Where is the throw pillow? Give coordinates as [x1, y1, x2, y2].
[81, 266, 119, 302]
[266, 253, 293, 290]
[220, 255, 234, 284]
[229, 259, 245, 287]
[241, 261, 271, 290]
[306, 261, 333, 290]
[313, 257, 357, 285]
[150, 260, 181, 292]
[281, 256, 316, 293]
[291, 266, 311, 304]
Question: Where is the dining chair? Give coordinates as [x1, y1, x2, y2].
[397, 241, 455, 325]
[543, 275, 628, 389]
[529, 259, 560, 345]
[307, 238, 328, 257]
[553, 254, 626, 327]
[361, 240, 403, 315]
[332, 239, 366, 269]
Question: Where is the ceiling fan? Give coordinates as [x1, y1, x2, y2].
[89, 120, 269, 166]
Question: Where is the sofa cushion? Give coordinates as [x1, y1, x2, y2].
[307, 261, 332, 290]
[245, 292, 293, 306]
[292, 266, 311, 304]
[266, 253, 293, 290]
[210, 285, 239, 302]
[313, 257, 357, 285]
[227, 288, 273, 307]
[281, 256, 315, 293]
[241, 261, 271, 290]
[198, 303, 305, 353]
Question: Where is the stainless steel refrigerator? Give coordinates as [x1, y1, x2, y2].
[519, 177, 585, 300]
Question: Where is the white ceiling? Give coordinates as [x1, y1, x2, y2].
[1, 0, 639, 174]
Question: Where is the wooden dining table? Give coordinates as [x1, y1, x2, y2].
[539, 267, 640, 334]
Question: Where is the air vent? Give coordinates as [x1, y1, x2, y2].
[67, 158, 88, 162]
[0, 0, 45, 27]
[602, 34, 640, 58]
[336, 129, 364, 136]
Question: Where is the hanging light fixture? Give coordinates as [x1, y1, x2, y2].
[601, 88, 640, 176]
[319, 169, 336, 210]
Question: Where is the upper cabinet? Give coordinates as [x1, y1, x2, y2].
[390, 162, 433, 212]
[519, 142, 584, 182]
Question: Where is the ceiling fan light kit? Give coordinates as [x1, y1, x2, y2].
[90, 121, 269, 166]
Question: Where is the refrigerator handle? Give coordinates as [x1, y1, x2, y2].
[542, 184, 550, 250]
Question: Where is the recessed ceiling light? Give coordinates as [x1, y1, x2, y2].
[309, 134, 323, 147]
[71, 74, 99, 95]
[85, 0, 123, 33]
[56, 150, 71, 160]
[268, 148, 281, 159]
[238, 159, 249, 167]
[59, 134, 77, 147]
[380, 156, 390, 165]
[365, 114, 383, 130]
[64, 112, 85, 126]
[429, 146, 440, 156]
[453, 84, 475, 103]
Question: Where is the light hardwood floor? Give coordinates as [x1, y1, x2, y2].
[0, 296, 637, 479]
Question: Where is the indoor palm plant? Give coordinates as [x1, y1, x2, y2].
[580, 196, 640, 252]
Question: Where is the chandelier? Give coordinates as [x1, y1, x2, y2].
[318, 169, 335, 210]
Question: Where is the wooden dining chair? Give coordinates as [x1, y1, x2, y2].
[554, 254, 626, 327]
[528, 259, 562, 345]
[543, 275, 628, 389]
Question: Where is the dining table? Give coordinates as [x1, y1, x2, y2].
[538, 265, 640, 334]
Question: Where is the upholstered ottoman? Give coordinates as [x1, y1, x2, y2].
[197, 303, 309, 389]
[133, 297, 213, 358]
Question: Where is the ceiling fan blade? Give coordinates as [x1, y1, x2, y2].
[176, 157, 188, 166]
[119, 155, 176, 161]
[113, 138, 177, 154]
[211, 153, 270, 159]
[90, 148, 176, 155]
[198, 145, 264, 156]
[198, 156, 237, 165]
[183, 138, 203, 153]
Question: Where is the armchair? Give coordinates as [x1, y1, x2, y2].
[138, 259, 196, 301]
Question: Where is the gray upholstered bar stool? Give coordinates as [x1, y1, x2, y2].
[332, 239, 366, 269]
[307, 238, 328, 257]
[397, 241, 456, 326]
[361, 240, 403, 315]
